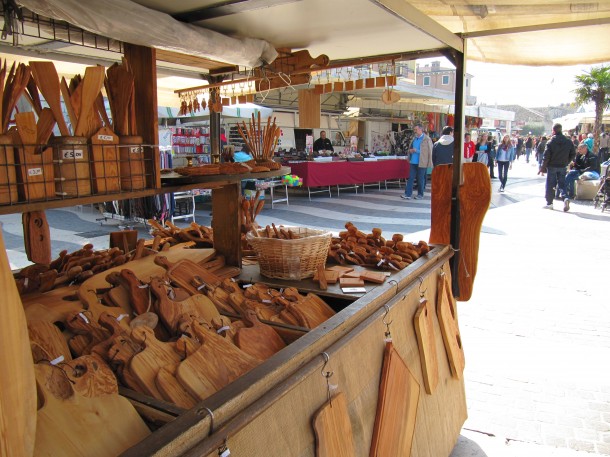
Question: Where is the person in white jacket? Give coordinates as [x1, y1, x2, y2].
[432, 126, 454, 166]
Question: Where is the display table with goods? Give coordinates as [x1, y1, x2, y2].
[288, 158, 410, 190]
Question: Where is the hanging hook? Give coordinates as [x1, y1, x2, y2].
[418, 276, 427, 298]
[382, 304, 392, 341]
[320, 352, 334, 405]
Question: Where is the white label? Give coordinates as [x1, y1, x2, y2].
[78, 312, 90, 324]
[97, 134, 114, 141]
[50, 355, 65, 365]
[219, 449, 231, 457]
[28, 167, 42, 177]
[129, 146, 143, 154]
[262, 299, 272, 304]
[116, 314, 129, 322]
[243, 284, 253, 288]
[341, 287, 367, 294]
[61, 148, 84, 160]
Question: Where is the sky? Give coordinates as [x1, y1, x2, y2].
[419, 57, 610, 108]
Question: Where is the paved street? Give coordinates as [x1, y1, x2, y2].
[1, 158, 609, 455]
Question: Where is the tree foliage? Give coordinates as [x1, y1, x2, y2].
[573, 66, 610, 152]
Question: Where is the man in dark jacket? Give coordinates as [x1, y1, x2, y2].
[541, 123, 576, 211]
[432, 126, 454, 166]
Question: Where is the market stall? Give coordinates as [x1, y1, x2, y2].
[289, 158, 409, 188]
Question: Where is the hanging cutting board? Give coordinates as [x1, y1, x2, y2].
[34, 363, 150, 457]
[235, 310, 286, 361]
[428, 164, 453, 245]
[27, 321, 71, 363]
[312, 392, 355, 457]
[413, 299, 438, 395]
[428, 162, 491, 301]
[129, 326, 180, 399]
[437, 272, 465, 379]
[23, 211, 51, 265]
[154, 256, 222, 295]
[0, 230, 37, 457]
[176, 322, 259, 401]
[90, 126, 120, 193]
[64, 354, 119, 398]
[370, 341, 420, 457]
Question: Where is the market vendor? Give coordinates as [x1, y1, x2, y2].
[313, 130, 334, 154]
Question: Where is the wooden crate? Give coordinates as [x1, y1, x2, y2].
[0, 135, 18, 204]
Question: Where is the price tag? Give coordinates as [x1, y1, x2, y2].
[129, 146, 143, 154]
[61, 148, 84, 160]
[97, 134, 114, 141]
[341, 287, 367, 294]
[27, 167, 42, 177]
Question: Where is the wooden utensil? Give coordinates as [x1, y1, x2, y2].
[155, 256, 222, 294]
[129, 326, 181, 399]
[23, 210, 51, 265]
[428, 164, 452, 244]
[370, 341, 420, 457]
[235, 310, 286, 360]
[0, 230, 37, 457]
[60, 76, 77, 128]
[29, 61, 70, 136]
[90, 126, 120, 193]
[117, 269, 151, 315]
[437, 271, 465, 379]
[74, 66, 105, 138]
[105, 62, 134, 136]
[34, 363, 150, 457]
[176, 321, 259, 400]
[413, 298, 439, 394]
[36, 108, 57, 146]
[312, 392, 355, 457]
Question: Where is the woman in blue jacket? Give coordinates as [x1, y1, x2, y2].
[495, 134, 516, 192]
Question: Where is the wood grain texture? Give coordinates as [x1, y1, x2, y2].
[298, 89, 321, 129]
[428, 164, 452, 245]
[149, 277, 200, 333]
[154, 256, 221, 295]
[212, 183, 241, 267]
[370, 341, 420, 457]
[27, 321, 71, 363]
[0, 230, 37, 457]
[155, 365, 197, 409]
[29, 61, 69, 136]
[90, 126, 120, 193]
[313, 392, 355, 457]
[34, 363, 150, 457]
[129, 327, 180, 399]
[235, 310, 286, 360]
[437, 272, 465, 379]
[413, 299, 439, 394]
[65, 354, 119, 397]
[24, 210, 51, 264]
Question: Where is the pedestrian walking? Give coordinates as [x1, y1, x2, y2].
[402, 123, 433, 200]
[536, 136, 547, 168]
[488, 136, 497, 178]
[525, 134, 533, 163]
[540, 123, 576, 211]
[496, 134, 515, 192]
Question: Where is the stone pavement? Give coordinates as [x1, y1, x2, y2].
[449, 159, 610, 456]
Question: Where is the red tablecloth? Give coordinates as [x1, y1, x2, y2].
[288, 159, 409, 187]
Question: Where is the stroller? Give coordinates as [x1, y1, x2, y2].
[594, 161, 610, 212]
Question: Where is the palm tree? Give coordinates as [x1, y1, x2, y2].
[573, 65, 610, 153]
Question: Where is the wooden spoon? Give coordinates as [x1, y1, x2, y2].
[29, 61, 70, 136]
[74, 66, 105, 137]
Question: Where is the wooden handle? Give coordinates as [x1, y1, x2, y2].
[153, 255, 173, 271]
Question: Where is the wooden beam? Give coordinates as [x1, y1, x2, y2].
[173, 0, 304, 22]
[155, 48, 228, 71]
[212, 183, 242, 268]
[462, 17, 610, 39]
[371, 0, 463, 53]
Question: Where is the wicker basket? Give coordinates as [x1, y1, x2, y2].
[246, 226, 331, 279]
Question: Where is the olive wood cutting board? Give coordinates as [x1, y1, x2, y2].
[129, 326, 181, 400]
[235, 309, 286, 361]
[149, 277, 201, 333]
[428, 163, 491, 301]
[155, 365, 197, 409]
[312, 392, 355, 457]
[34, 363, 150, 457]
[437, 272, 465, 379]
[413, 299, 439, 394]
[154, 255, 222, 295]
[176, 322, 259, 401]
[64, 354, 119, 398]
[23, 210, 51, 265]
[27, 321, 72, 363]
[370, 341, 420, 457]
[0, 230, 37, 457]
[22, 285, 81, 323]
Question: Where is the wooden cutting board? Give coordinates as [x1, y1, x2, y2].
[428, 164, 453, 245]
[0, 230, 37, 457]
[154, 256, 222, 294]
[413, 299, 439, 395]
[129, 326, 181, 400]
[370, 341, 420, 457]
[437, 272, 465, 379]
[27, 321, 71, 363]
[176, 322, 259, 401]
[149, 277, 201, 333]
[90, 126, 120, 193]
[428, 162, 491, 301]
[23, 211, 51, 265]
[64, 354, 119, 397]
[34, 363, 150, 457]
[78, 288, 132, 330]
[155, 365, 197, 409]
[312, 392, 355, 457]
[235, 310, 286, 361]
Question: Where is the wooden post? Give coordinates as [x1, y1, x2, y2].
[209, 86, 222, 164]
[212, 183, 241, 267]
[298, 89, 321, 128]
[124, 44, 160, 189]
